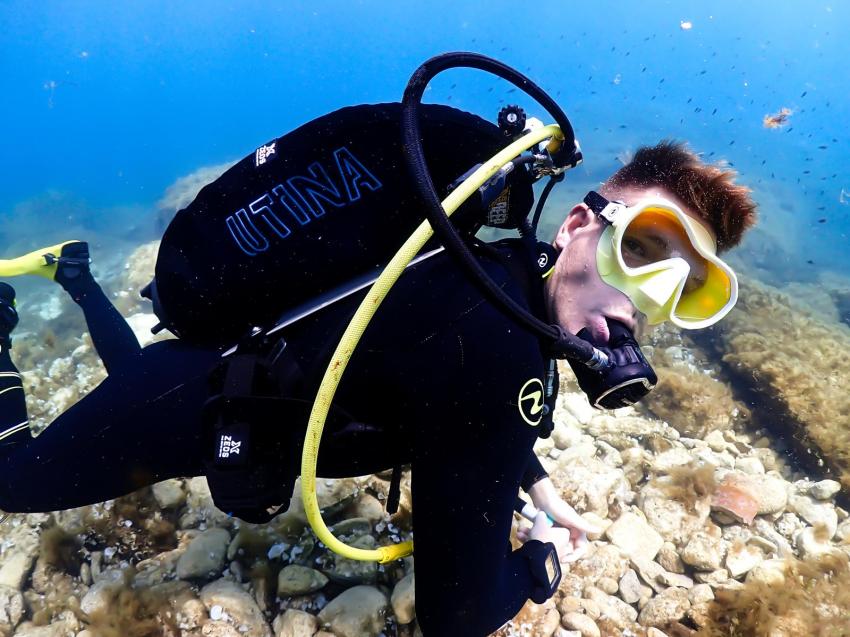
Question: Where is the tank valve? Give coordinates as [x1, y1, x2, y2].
[497, 104, 527, 138]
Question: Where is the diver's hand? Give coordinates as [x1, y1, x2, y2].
[519, 512, 581, 564]
[521, 478, 601, 563]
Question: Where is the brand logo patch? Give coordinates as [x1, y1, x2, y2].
[487, 187, 511, 226]
[218, 434, 242, 459]
[255, 142, 277, 167]
[537, 252, 549, 269]
[518, 377, 545, 426]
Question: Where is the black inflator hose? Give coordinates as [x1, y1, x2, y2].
[400, 52, 598, 365]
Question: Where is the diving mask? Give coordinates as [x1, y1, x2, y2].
[584, 191, 737, 329]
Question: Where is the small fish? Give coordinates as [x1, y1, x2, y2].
[807, 260, 814, 264]
[818, 218, 827, 223]
[699, 70, 707, 75]
[712, 108, 717, 115]
[801, 91, 807, 97]
[818, 145, 828, 149]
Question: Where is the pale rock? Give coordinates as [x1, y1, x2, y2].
[551, 456, 630, 518]
[152, 479, 186, 509]
[639, 484, 710, 546]
[272, 609, 318, 637]
[556, 442, 598, 465]
[570, 544, 628, 583]
[656, 542, 685, 574]
[735, 457, 765, 475]
[605, 512, 664, 560]
[577, 598, 601, 620]
[810, 479, 841, 501]
[788, 495, 839, 538]
[552, 422, 583, 451]
[351, 494, 385, 525]
[585, 586, 638, 627]
[835, 518, 850, 542]
[0, 551, 35, 591]
[535, 435, 555, 457]
[316, 585, 388, 637]
[200, 579, 272, 637]
[657, 571, 693, 589]
[694, 447, 734, 469]
[540, 608, 561, 637]
[325, 535, 379, 584]
[80, 568, 130, 615]
[774, 512, 803, 538]
[693, 569, 729, 586]
[747, 535, 778, 554]
[678, 437, 706, 450]
[704, 430, 727, 452]
[595, 440, 623, 467]
[0, 585, 23, 633]
[277, 565, 328, 597]
[688, 583, 714, 605]
[638, 587, 690, 628]
[619, 569, 642, 604]
[630, 555, 668, 594]
[681, 530, 727, 571]
[597, 576, 618, 595]
[562, 392, 595, 425]
[725, 542, 764, 578]
[12, 622, 75, 637]
[557, 596, 581, 615]
[795, 527, 841, 559]
[177, 528, 230, 580]
[753, 518, 795, 557]
[581, 512, 609, 541]
[561, 612, 600, 637]
[649, 447, 692, 473]
[585, 414, 677, 441]
[746, 559, 787, 587]
[646, 629, 670, 637]
[739, 475, 784, 517]
[390, 572, 415, 624]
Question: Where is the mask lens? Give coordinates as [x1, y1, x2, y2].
[619, 207, 733, 322]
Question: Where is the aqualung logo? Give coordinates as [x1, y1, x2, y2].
[226, 146, 383, 256]
[518, 377, 545, 426]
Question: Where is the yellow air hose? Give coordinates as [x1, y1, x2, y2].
[301, 124, 564, 563]
[0, 241, 81, 279]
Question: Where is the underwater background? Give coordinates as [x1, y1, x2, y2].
[2, 1, 850, 636]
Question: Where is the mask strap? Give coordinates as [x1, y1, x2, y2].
[583, 191, 626, 225]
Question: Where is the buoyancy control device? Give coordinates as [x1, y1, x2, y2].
[143, 102, 534, 345]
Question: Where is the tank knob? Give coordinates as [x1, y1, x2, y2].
[497, 105, 527, 138]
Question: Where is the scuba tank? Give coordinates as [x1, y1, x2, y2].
[144, 102, 533, 345]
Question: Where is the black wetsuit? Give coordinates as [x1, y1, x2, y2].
[0, 239, 557, 636]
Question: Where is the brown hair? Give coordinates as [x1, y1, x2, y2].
[600, 140, 757, 251]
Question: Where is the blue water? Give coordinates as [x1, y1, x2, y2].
[2, 0, 849, 276]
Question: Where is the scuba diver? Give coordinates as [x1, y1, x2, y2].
[0, 55, 756, 636]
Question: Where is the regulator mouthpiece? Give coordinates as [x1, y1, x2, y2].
[568, 319, 657, 409]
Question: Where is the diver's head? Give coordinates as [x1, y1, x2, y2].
[544, 140, 758, 342]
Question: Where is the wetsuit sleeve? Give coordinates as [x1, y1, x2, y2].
[520, 452, 549, 493]
[390, 275, 555, 635]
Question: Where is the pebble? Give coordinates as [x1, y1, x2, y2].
[682, 530, 727, 571]
[618, 569, 642, 604]
[316, 585, 389, 637]
[561, 612, 600, 637]
[277, 565, 328, 596]
[200, 579, 271, 637]
[176, 528, 230, 580]
[151, 479, 186, 509]
[272, 609, 319, 637]
[605, 512, 664, 561]
[0, 551, 35, 591]
[638, 587, 690, 628]
[390, 572, 415, 624]
[810, 479, 841, 500]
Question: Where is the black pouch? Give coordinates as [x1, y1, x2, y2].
[202, 348, 305, 523]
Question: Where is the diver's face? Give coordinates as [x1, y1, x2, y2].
[543, 186, 716, 343]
